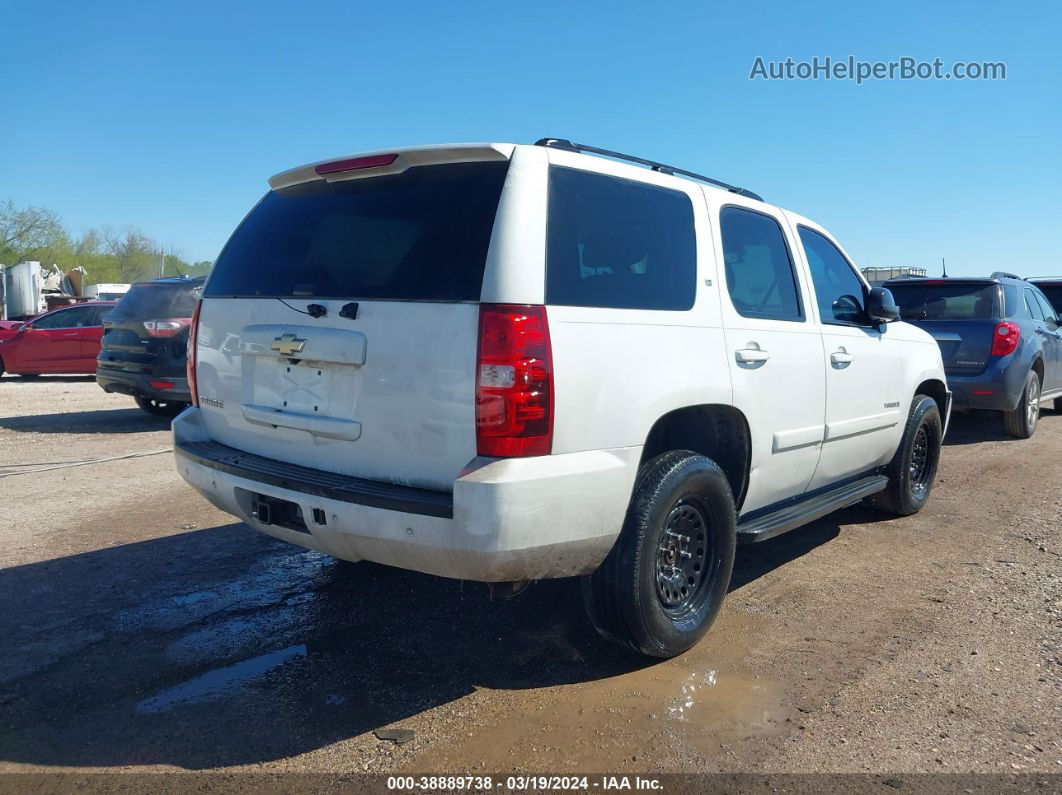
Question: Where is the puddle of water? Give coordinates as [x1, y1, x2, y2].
[407, 608, 785, 773]
[136, 644, 307, 714]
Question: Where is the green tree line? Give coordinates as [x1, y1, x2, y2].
[0, 198, 212, 285]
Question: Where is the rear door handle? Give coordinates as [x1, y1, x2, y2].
[831, 350, 854, 365]
[735, 348, 770, 363]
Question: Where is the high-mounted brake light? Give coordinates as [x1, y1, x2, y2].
[143, 318, 191, 337]
[476, 304, 553, 457]
[315, 154, 398, 176]
[991, 321, 1021, 356]
[187, 299, 202, 407]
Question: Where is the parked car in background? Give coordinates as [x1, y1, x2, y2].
[1028, 277, 1062, 317]
[96, 277, 203, 416]
[0, 320, 22, 343]
[0, 301, 117, 377]
[885, 273, 1062, 436]
[175, 139, 949, 658]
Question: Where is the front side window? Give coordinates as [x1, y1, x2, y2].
[546, 167, 696, 310]
[1036, 284, 1062, 315]
[1032, 291, 1058, 324]
[719, 207, 802, 321]
[798, 226, 867, 325]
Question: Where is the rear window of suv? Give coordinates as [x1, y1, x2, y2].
[108, 281, 202, 321]
[888, 282, 999, 321]
[546, 166, 696, 310]
[204, 161, 509, 301]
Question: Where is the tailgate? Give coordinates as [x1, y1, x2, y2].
[195, 299, 478, 490]
[915, 320, 997, 375]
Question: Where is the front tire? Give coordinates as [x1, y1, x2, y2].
[1003, 370, 1041, 439]
[867, 394, 942, 516]
[582, 451, 737, 658]
[134, 395, 188, 417]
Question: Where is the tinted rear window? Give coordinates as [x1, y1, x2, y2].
[888, 283, 999, 321]
[109, 282, 202, 320]
[546, 166, 696, 310]
[204, 162, 508, 301]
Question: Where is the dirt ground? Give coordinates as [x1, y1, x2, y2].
[0, 375, 1058, 782]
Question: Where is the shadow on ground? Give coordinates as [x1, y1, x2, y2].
[0, 503, 867, 770]
[943, 408, 1060, 446]
[0, 407, 169, 434]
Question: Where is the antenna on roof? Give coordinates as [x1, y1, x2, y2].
[941, 257, 948, 278]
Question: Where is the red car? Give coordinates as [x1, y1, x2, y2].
[0, 302, 117, 377]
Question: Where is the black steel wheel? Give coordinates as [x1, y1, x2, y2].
[655, 498, 713, 617]
[583, 450, 736, 658]
[867, 393, 942, 516]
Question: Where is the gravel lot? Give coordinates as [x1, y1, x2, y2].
[0, 376, 1058, 781]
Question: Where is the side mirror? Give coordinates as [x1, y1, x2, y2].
[867, 287, 900, 323]
[832, 294, 864, 324]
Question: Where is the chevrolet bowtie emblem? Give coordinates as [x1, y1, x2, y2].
[271, 332, 307, 357]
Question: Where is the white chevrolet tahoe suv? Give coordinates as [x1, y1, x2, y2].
[175, 138, 951, 658]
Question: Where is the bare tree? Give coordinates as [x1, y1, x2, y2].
[73, 228, 101, 267]
[101, 226, 158, 282]
[0, 199, 64, 264]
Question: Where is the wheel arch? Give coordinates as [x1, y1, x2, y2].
[640, 404, 752, 510]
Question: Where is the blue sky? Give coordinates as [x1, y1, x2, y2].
[2, 0, 1060, 275]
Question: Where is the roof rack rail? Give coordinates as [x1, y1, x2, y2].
[534, 138, 763, 201]
[989, 271, 1021, 280]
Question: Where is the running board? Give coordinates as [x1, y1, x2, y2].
[737, 475, 888, 544]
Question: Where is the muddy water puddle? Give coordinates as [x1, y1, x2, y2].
[406, 608, 786, 772]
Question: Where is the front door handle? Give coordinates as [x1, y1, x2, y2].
[831, 349, 854, 365]
[735, 348, 770, 363]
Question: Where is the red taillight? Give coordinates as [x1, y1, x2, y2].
[991, 321, 1021, 356]
[143, 318, 191, 337]
[476, 304, 553, 457]
[149, 380, 175, 390]
[187, 299, 202, 407]
[315, 154, 398, 176]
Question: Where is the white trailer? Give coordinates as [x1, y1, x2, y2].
[3, 261, 46, 319]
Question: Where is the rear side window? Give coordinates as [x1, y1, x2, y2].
[720, 207, 802, 321]
[546, 167, 696, 310]
[109, 282, 202, 321]
[1025, 290, 1046, 321]
[888, 283, 999, 321]
[205, 162, 509, 301]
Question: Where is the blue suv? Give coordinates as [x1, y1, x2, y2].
[884, 272, 1062, 438]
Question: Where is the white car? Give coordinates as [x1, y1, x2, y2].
[174, 139, 950, 657]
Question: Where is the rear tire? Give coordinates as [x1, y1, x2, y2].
[134, 395, 188, 417]
[867, 394, 942, 516]
[1054, 397, 1062, 413]
[582, 450, 736, 658]
[1002, 370, 1041, 439]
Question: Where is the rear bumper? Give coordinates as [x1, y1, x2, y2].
[173, 408, 637, 582]
[947, 360, 1026, 412]
[97, 367, 191, 403]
